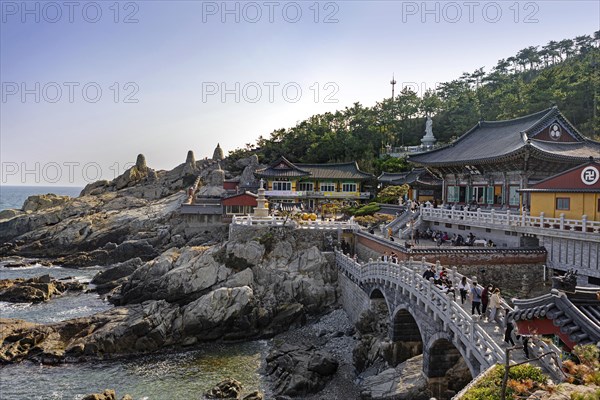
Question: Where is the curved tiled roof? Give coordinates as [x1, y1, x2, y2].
[296, 162, 374, 180]
[508, 287, 600, 348]
[255, 156, 311, 178]
[530, 140, 600, 160]
[255, 156, 374, 181]
[378, 169, 442, 186]
[408, 107, 599, 166]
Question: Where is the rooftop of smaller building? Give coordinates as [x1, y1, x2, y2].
[509, 284, 600, 349]
[255, 156, 374, 181]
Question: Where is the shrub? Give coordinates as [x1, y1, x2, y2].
[565, 344, 600, 385]
[353, 203, 381, 216]
[462, 364, 547, 400]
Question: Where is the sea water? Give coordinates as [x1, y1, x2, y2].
[0, 249, 270, 399]
[0, 185, 83, 211]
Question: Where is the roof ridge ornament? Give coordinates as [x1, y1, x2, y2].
[551, 269, 578, 293]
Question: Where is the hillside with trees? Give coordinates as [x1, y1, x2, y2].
[229, 32, 599, 175]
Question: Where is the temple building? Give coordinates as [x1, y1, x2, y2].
[221, 192, 258, 222]
[378, 168, 442, 203]
[408, 107, 600, 210]
[254, 156, 374, 210]
[519, 160, 600, 221]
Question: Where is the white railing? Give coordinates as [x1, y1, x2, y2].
[231, 216, 360, 230]
[296, 219, 360, 230]
[335, 251, 564, 379]
[421, 206, 600, 235]
[231, 216, 294, 226]
[264, 190, 370, 199]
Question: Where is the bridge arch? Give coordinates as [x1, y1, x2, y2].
[424, 332, 477, 379]
[424, 332, 476, 399]
[390, 304, 424, 365]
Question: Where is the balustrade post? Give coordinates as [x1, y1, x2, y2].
[463, 207, 468, 220]
[436, 260, 441, 274]
[582, 215, 588, 232]
[421, 257, 426, 271]
[559, 213, 565, 230]
[446, 291, 452, 321]
[540, 212, 545, 228]
[490, 209, 495, 224]
[451, 205, 455, 220]
[427, 278, 433, 310]
[521, 209, 526, 226]
[477, 208, 481, 222]
[470, 319, 475, 344]
[451, 266, 457, 284]
[409, 257, 414, 269]
[412, 265, 417, 288]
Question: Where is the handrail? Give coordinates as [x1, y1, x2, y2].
[335, 250, 564, 380]
[231, 216, 360, 230]
[420, 206, 600, 236]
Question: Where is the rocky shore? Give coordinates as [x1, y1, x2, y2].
[0, 274, 86, 303]
[0, 152, 468, 399]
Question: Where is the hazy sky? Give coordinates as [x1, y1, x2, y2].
[1, 0, 599, 186]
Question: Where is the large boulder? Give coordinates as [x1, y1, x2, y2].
[266, 344, 338, 396]
[180, 286, 255, 340]
[92, 258, 143, 285]
[91, 258, 143, 295]
[81, 389, 132, 400]
[358, 355, 431, 400]
[0, 209, 23, 221]
[0, 275, 86, 303]
[22, 194, 70, 212]
[205, 378, 243, 399]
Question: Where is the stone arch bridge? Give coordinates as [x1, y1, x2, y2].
[335, 250, 563, 381]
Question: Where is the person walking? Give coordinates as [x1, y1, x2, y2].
[481, 284, 492, 319]
[489, 288, 502, 322]
[504, 321, 515, 345]
[471, 279, 482, 316]
[458, 276, 470, 305]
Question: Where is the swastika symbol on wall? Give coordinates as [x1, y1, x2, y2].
[581, 166, 599, 186]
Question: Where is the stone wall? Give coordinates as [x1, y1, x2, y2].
[420, 220, 523, 248]
[355, 233, 547, 297]
[229, 224, 346, 252]
[540, 235, 600, 284]
[453, 264, 545, 298]
[338, 272, 370, 324]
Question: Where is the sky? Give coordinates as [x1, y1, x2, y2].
[1, 0, 599, 186]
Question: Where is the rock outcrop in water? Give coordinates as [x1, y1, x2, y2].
[0, 228, 339, 363]
[0, 274, 86, 303]
[81, 389, 132, 400]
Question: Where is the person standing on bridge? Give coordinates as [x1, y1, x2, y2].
[471, 279, 483, 317]
[481, 284, 492, 319]
[423, 265, 436, 281]
[489, 288, 502, 323]
[458, 276, 470, 305]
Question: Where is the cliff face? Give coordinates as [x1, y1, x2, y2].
[0, 153, 338, 363]
[0, 154, 225, 264]
[0, 229, 339, 363]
